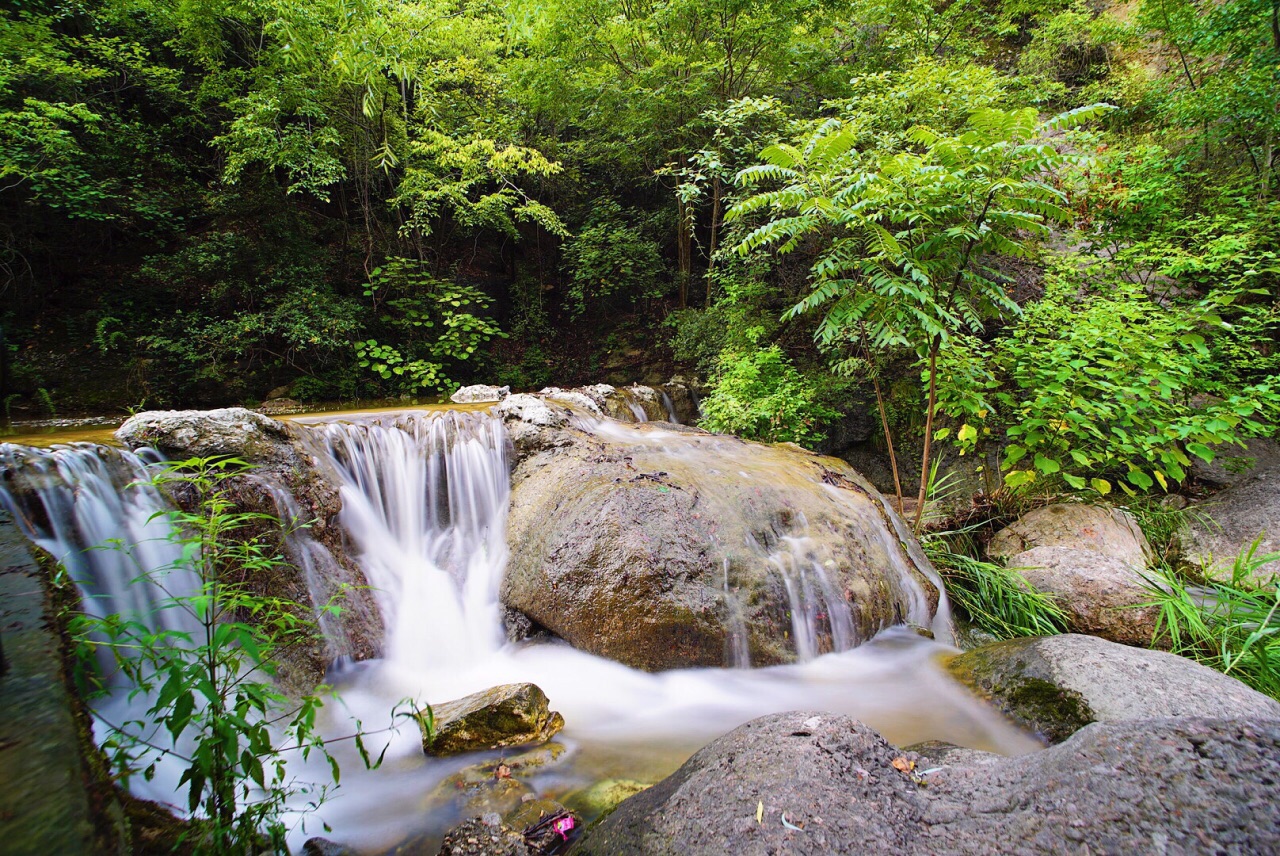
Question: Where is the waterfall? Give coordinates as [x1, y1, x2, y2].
[0, 443, 201, 660]
[301, 411, 510, 671]
[761, 530, 858, 661]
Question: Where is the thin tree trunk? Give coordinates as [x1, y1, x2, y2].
[914, 336, 941, 534]
[706, 176, 722, 307]
[861, 327, 904, 515]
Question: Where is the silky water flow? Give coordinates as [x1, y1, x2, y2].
[0, 413, 1037, 852]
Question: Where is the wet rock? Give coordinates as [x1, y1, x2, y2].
[987, 503, 1152, 570]
[258, 397, 306, 415]
[501, 402, 943, 670]
[570, 711, 1280, 855]
[452, 385, 511, 404]
[302, 837, 359, 856]
[423, 683, 565, 756]
[1006, 545, 1161, 645]
[114, 408, 383, 688]
[436, 817, 531, 856]
[563, 780, 650, 818]
[948, 634, 1280, 743]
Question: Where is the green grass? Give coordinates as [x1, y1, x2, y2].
[1141, 537, 1280, 700]
[926, 539, 1069, 640]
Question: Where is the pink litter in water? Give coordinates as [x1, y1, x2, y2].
[553, 816, 576, 839]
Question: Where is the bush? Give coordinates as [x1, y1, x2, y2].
[698, 343, 836, 446]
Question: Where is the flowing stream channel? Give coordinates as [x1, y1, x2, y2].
[0, 409, 1037, 852]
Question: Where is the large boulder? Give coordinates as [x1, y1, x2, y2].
[571, 711, 1280, 855]
[947, 634, 1280, 743]
[423, 683, 565, 756]
[498, 399, 944, 670]
[1006, 546, 1162, 645]
[988, 504, 1157, 644]
[114, 408, 383, 686]
[1185, 443, 1280, 582]
[987, 503, 1152, 569]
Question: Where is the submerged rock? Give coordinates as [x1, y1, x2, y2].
[947, 634, 1280, 743]
[570, 711, 1280, 855]
[423, 683, 565, 756]
[499, 399, 943, 670]
[436, 817, 531, 856]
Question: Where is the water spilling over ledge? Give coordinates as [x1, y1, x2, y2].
[0, 403, 1037, 852]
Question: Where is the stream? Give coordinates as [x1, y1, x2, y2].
[0, 407, 1037, 853]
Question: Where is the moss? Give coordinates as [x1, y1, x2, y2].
[947, 645, 1095, 744]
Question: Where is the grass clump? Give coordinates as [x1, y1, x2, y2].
[1142, 537, 1280, 700]
[925, 537, 1069, 640]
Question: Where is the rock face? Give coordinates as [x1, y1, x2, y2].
[1186, 440, 1280, 582]
[571, 711, 1280, 856]
[1007, 546, 1161, 645]
[498, 398, 943, 670]
[423, 683, 565, 756]
[947, 634, 1280, 743]
[988, 504, 1157, 645]
[114, 408, 383, 687]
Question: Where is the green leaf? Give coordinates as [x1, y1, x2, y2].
[1090, 478, 1112, 496]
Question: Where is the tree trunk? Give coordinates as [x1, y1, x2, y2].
[914, 336, 941, 534]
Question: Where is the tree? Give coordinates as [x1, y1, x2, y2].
[729, 101, 1113, 527]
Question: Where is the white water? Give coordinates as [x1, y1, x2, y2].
[0, 414, 1036, 853]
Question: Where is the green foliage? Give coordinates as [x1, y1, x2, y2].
[938, 257, 1280, 495]
[353, 257, 505, 395]
[71, 458, 349, 853]
[563, 201, 665, 316]
[1143, 538, 1280, 700]
[698, 342, 836, 445]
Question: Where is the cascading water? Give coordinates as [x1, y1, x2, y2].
[301, 411, 510, 671]
[0, 409, 1038, 853]
[760, 529, 857, 661]
[0, 443, 201, 656]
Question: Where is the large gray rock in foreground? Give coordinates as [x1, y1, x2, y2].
[948, 633, 1280, 743]
[572, 711, 1280, 855]
[498, 398, 943, 670]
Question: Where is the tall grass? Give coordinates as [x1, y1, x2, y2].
[925, 536, 1069, 640]
[1142, 537, 1280, 700]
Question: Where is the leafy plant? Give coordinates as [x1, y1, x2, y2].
[71, 458, 383, 853]
[729, 100, 1113, 527]
[927, 543, 1070, 639]
[698, 341, 836, 445]
[1142, 538, 1280, 699]
[937, 257, 1280, 496]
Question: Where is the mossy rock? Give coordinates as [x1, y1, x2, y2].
[422, 683, 564, 756]
[563, 779, 650, 818]
[948, 634, 1280, 744]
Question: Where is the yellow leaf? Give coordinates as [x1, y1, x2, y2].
[891, 756, 915, 773]
[756, 801, 763, 824]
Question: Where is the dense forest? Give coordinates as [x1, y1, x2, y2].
[3, 0, 1278, 498]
